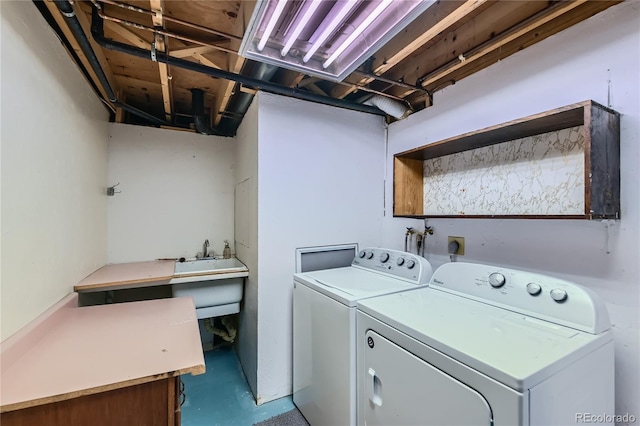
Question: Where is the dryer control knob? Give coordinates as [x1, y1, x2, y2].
[550, 288, 568, 303]
[526, 282, 542, 296]
[488, 273, 506, 288]
[397, 257, 405, 266]
[380, 252, 390, 263]
[358, 250, 366, 258]
[406, 259, 416, 269]
[366, 251, 374, 259]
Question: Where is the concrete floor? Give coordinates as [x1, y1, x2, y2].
[181, 346, 295, 426]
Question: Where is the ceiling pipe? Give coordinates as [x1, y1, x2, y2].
[52, 0, 171, 127]
[89, 6, 387, 119]
[97, 0, 243, 41]
[95, 10, 237, 55]
[191, 89, 223, 136]
[92, 0, 420, 100]
[218, 63, 279, 135]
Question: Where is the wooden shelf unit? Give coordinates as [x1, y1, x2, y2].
[393, 100, 620, 219]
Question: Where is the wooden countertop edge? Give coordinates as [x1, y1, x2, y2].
[74, 264, 249, 292]
[0, 364, 206, 414]
[73, 275, 175, 292]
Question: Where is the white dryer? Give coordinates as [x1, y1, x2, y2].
[357, 262, 614, 426]
[293, 248, 433, 426]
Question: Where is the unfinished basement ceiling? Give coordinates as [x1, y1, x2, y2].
[37, 0, 621, 136]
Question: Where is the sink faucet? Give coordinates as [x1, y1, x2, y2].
[202, 239, 210, 258]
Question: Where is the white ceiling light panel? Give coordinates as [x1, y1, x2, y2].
[239, 0, 436, 82]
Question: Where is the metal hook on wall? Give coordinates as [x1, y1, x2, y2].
[107, 182, 121, 196]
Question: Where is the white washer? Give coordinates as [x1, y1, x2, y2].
[293, 248, 433, 426]
[357, 262, 614, 426]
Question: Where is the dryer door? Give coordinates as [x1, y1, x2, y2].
[362, 330, 493, 426]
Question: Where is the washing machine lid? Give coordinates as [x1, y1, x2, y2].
[357, 287, 613, 391]
[294, 267, 419, 307]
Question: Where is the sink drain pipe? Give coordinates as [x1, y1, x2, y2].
[52, 0, 171, 126]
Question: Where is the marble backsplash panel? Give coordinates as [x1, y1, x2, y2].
[423, 126, 585, 216]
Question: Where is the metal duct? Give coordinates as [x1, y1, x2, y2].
[89, 6, 386, 121]
[365, 95, 411, 120]
[217, 63, 279, 136]
[191, 89, 223, 136]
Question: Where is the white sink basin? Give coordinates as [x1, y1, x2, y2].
[172, 257, 248, 320]
[174, 257, 247, 275]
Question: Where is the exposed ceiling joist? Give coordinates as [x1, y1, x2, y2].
[170, 45, 220, 59]
[43, 0, 119, 110]
[37, 0, 622, 136]
[105, 20, 150, 48]
[331, 0, 490, 100]
[149, 0, 172, 121]
[213, 1, 255, 126]
[418, 0, 588, 91]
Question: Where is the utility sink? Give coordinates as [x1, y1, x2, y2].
[172, 257, 248, 320]
[174, 257, 247, 275]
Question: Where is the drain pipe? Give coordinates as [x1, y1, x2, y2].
[89, 7, 386, 118]
[53, 0, 171, 126]
[191, 89, 222, 135]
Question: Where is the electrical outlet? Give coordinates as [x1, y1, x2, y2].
[448, 236, 465, 255]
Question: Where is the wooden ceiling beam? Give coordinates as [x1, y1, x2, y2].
[272, 69, 306, 88]
[305, 83, 328, 96]
[377, 1, 547, 99]
[330, 0, 488, 100]
[417, 0, 589, 91]
[170, 45, 220, 59]
[43, 0, 120, 110]
[213, 1, 256, 126]
[375, 0, 489, 76]
[150, 0, 172, 121]
[418, 0, 623, 97]
[297, 77, 322, 88]
[104, 20, 151, 49]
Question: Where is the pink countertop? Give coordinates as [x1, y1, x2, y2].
[0, 294, 205, 413]
[74, 259, 249, 292]
[74, 260, 176, 292]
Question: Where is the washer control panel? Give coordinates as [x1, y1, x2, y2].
[352, 248, 433, 284]
[429, 262, 610, 334]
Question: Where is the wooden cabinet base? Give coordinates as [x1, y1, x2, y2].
[1, 377, 181, 426]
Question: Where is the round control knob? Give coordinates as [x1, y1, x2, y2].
[550, 288, 568, 303]
[366, 251, 374, 259]
[358, 250, 366, 258]
[397, 257, 405, 266]
[526, 282, 542, 296]
[380, 252, 390, 263]
[488, 273, 506, 288]
[406, 259, 416, 269]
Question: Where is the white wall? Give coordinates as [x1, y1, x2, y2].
[107, 124, 236, 263]
[383, 2, 640, 419]
[255, 92, 385, 403]
[235, 97, 260, 397]
[1, 1, 109, 340]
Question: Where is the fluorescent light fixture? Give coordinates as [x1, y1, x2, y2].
[302, 1, 359, 64]
[257, 0, 288, 51]
[322, 0, 392, 69]
[281, 0, 322, 57]
[239, 0, 436, 82]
